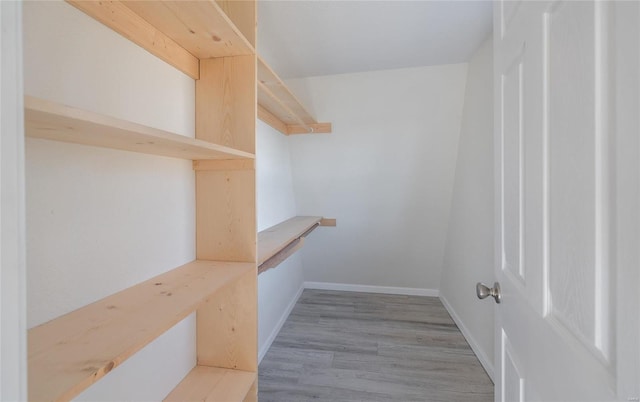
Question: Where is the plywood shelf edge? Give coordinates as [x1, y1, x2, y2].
[25, 96, 255, 160]
[257, 57, 332, 136]
[28, 260, 254, 402]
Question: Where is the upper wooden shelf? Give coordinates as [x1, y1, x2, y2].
[25, 96, 255, 160]
[28, 259, 254, 402]
[67, 0, 256, 80]
[257, 57, 332, 136]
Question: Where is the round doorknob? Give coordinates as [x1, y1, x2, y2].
[476, 282, 501, 304]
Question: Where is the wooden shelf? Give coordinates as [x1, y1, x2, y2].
[67, 1, 256, 80]
[257, 57, 332, 135]
[25, 96, 255, 160]
[258, 216, 323, 273]
[28, 260, 254, 402]
[164, 366, 255, 402]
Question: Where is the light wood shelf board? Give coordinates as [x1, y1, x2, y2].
[28, 260, 254, 402]
[25, 96, 255, 160]
[164, 366, 256, 402]
[122, 1, 255, 59]
[257, 104, 288, 134]
[258, 81, 309, 128]
[257, 56, 316, 124]
[257, 216, 322, 266]
[257, 57, 332, 135]
[67, 0, 200, 80]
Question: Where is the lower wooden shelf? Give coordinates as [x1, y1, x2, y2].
[28, 260, 254, 402]
[164, 366, 256, 402]
[258, 216, 335, 274]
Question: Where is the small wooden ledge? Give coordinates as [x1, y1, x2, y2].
[258, 216, 334, 274]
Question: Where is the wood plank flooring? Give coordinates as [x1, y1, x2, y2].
[258, 290, 493, 402]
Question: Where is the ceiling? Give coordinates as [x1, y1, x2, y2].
[258, 1, 494, 79]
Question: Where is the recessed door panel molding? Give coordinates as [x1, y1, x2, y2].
[501, 47, 526, 288]
[543, 0, 611, 363]
[501, 330, 525, 402]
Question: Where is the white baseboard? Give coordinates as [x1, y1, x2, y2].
[258, 283, 305, 364]
[304, 281, 439, 297]
[439, 294, 495, 382]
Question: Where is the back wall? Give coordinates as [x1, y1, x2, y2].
[285, 64, 467, 292]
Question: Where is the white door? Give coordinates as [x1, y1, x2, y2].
[494, 1, 639, 401]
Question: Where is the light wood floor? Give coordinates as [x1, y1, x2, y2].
[258, 289, 494, 402]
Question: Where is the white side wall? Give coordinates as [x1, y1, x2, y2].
[285, 64, 467, 292]
[24, 2, 195, 400]
[1, 2, 27, 399]
[256, 120, 304, 362]
[439, 37, 495, 380]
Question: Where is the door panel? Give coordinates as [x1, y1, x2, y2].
[545, 0, 611, 362]
[495, 1, 638, 400]
[501, 330, 525, 402]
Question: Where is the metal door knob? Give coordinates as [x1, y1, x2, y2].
[476, 282, 501, 304]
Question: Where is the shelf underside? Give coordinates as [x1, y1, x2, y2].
[25, 96, 254, 160]
[28, 260, 254, 402]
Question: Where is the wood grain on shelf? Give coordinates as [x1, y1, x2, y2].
[197, 269, 257, 371]
[196, 169, 257, 262]
[25, 96, 255, 161]
[164, 366, 256, 402]
[196, 55, 256, 263]
[67, 0, 199, 80]
[214, 0, 256, 49]
[123, 1, 254, 59]
[257, 216, 322, 266]
[28, 260, 254, 402]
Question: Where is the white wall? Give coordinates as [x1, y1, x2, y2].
[285, 64, 467, 292]
[255, 120, 304, 362]
[1, 2, 27, 399]
[24, 2, 195, 400]
[439, 37, 494, 380]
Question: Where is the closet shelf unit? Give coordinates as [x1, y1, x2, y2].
[28, 1, 260, 401]
[258, 216, 335, 274]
